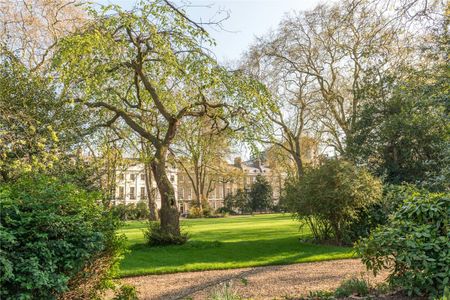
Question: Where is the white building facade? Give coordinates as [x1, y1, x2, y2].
[113, 163, 178, 208]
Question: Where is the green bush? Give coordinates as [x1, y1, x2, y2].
[0, 175, 125, 299]
[342, 183, 418, 244]
[113, 284, 139, 300]
[144, 221, 189, 246]
[112, 202, 149, 221]
[283, 159, 382, 244]
[135, 201, 150, 220]
[356, 191, 450, 297]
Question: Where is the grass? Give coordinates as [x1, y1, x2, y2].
[118, 214, 355, 277]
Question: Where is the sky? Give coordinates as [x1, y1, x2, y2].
[98, 0, 323, 63]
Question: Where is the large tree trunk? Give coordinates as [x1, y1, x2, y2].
[151, 148, 180, 236]
[144, 162, 158, 221]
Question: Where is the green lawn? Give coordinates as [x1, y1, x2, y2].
[118, 214, 355, 277]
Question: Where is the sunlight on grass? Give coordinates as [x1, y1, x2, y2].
[118, 214, 355, 277]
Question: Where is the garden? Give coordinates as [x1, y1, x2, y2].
[1, 0, 449, 299]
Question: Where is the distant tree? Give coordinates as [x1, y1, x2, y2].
[249, 175, 273, 212]
[0, 0, 86, 72]
[173, 117, 233, 215]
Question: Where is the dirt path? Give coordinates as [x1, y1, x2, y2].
[118, 259, 388, 299]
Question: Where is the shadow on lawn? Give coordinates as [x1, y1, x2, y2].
[122, 236, 354, 273]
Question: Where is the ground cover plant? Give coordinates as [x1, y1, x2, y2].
[118, 214, 354, 277]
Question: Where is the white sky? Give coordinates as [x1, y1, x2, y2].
[98, 0, 324, 63]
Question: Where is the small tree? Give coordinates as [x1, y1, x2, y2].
[249, 175, 273, 212]
[283, 159, 382, 244]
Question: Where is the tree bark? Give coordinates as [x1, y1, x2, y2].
[151, 147, 180, 236]
[144, 162, 158, 221]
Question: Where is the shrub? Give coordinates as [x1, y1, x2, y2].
[187, 206, 203, 218]
[283, 159, 382, 244]
[356, 191, 450, 297]
[113, 284, 139, 300]
[112, 202, 149, 221]
[135, 201, 150, 220]
[0, 175, 125, 299]
[342, 183, 418, 244]
[144, 221, 188, 246]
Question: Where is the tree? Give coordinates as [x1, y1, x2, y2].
[173, 117, 232, 214]
[347, 13, 449, 188]
[54, 1, 259, 239]
[249, 175, 273, 212]
[0, 56, 88, 182]
[347, 68, 449, 186]
[0, 0, 86, 72]
[246, 0, 424, 155]
[245, 36, 321, 178]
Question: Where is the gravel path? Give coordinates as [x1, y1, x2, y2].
[118, 259, 388, 300]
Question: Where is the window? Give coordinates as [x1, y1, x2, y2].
[226, 188, 232, 196]
[170, 175, 175, 182]
[130, 174, 135, 181]
[185, 188, 191, 200]
[130, 187, 135, 200]
[178, 188, 184, 200]
[140, 187, 146, 199]
[119, 173, 124, 180]
[118, 186, 124, 199]
[140, 174, 145, 180]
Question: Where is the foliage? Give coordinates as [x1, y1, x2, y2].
[187, 206, 204, 218]
[356, 191, 450, 297]
[144, 221, 189, 246]
[0, 56, 86, 182]
[0, 175, 125, 299]
[348, 66, 449, 188]
[113, 284, 139, 300]
[112, 202, 150, 221]
[54, 0, 265, 238]
[334, 278, 369, 298]
[222, 189, 252, 214]
[283, 159, 382, 244]
[249, 175, 273, 212]
[342, 183, 418, 244]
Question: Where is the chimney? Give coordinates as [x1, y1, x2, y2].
[234, 157, 242, 168]
[255, 159, 261, 169]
